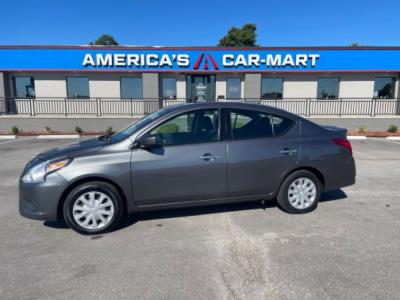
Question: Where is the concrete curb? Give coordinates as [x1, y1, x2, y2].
[386, 136, 400, 140]
[0, 135, 16, 139]
[37, 135, 80, 139]
[347, 136, 367, 140]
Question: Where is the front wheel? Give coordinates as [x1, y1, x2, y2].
[277, 170, 321, 214]
[63, 181, 124, 234]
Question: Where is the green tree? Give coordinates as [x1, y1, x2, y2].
[218, 23, 258, 47]
[350, 42, 360, 47]
[89, 34, 119, 46]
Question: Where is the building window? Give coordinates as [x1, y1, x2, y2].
[161, 77, 176, 100]
[374, 77, 396, 99]
[120, 77, 143, 99]
[317, 78, 339, 99]
[226, 78, 241, 99]
[13, 76, 35, 98]
[67, 77, 89, 99]
[261, 78, 283, 100]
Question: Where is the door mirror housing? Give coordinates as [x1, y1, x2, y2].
[138, 136, 160, 148]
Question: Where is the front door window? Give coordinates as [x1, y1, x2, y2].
[147, 109, 219, 146]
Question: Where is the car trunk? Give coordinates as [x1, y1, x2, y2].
[321, 125, 348, 139]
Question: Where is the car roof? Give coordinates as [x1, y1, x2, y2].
[164, 101, 300, 119]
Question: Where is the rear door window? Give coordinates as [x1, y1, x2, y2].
[271, 115, 294, 135]
[229, 109, 294, 140]
[230, 109, 273, 140]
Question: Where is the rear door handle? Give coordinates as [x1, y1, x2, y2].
[200, 153, 220, 161]
[280, 148, 297, 155]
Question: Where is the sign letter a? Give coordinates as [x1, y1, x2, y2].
[82, 54, 95, 66]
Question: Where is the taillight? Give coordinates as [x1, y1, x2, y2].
[332, 138, 352, 155]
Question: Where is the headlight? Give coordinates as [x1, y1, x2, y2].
[22, 158, 71, 183]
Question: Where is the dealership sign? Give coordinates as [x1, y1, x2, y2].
[1, 47, 400, 72]
[81, 52, 320, 69]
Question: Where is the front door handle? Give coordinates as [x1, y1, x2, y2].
[280, 148, 297, 155]
[200, 153, 220, 161]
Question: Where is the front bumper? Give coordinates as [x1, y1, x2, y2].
[19, 172, 68, 221]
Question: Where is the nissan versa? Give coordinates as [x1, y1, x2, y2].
[19, 102, 356, 234]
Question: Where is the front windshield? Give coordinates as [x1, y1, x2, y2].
[110, 107, 174, 142]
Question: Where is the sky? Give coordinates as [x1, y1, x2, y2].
[1, 0, 400, 46]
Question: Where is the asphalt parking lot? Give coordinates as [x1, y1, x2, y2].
[0, 137, 399, 299]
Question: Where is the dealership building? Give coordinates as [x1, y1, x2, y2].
[0, 46, 400, 131]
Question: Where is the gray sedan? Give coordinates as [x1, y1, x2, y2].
[19, 102, 356, 234]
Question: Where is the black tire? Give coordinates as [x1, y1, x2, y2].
[277, 170, 321, 214]
[63, 181, 124, 234]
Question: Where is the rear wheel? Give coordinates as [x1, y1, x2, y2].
[63, 181, 124, 234]
[277, 170, 321, 214]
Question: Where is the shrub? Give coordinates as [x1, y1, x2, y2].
[11, 126, 19, 135]
[388, 124, 398, 133]
[44, 126, 52, 133]
[357, 126, 367, 133]
[74, 126, 83, 134]
[105, 126, 113, 135]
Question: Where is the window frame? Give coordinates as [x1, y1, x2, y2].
[226, 77, 242, 100]
[373, 77, 396, 99]
[316, 77, 340, 100]
[226, 108, 295, 141]
[142, 108, 223, 147]
[12, 76, 36, 98]
[160, 77, 177, 100]
[66, 76, 90, 99]
[260, 77, 284, 100]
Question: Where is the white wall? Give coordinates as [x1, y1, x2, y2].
[216, 74, 226, 99]
[339, 73, 378, 98]
[281, 74, 318, 98]
[31, 73, 67, 98]
[88, 73, 121, 98]
[282, 73, 399, 99]
[7, 72, 400, 100]
[176, 74, 186, 99]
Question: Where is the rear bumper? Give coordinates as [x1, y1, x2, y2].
[324, 156, 356, 191]
[19, 173, 68, 221]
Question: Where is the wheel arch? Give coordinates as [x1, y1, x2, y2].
[57, 176, 130, 220]
[279, 166, 325, 193]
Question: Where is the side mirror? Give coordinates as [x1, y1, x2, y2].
[139, 136, 159, 148]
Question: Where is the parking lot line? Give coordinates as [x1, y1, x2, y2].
[353, 150, 374, 158]
[0, 137, 36, 145]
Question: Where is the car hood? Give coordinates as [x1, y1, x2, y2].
[36, 137, 106, 161]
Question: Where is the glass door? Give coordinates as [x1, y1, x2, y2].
[186, 75, 216, 102]
[193, 76, 208, 101]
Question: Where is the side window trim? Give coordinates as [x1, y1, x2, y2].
[225, 108, 233, 140]
[141, 108, 223, 147]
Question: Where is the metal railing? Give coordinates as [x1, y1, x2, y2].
[0, 97, 399, 117]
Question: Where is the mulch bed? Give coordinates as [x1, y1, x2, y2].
[0, 131, 107, 136]
[347, 130, 400, 137]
